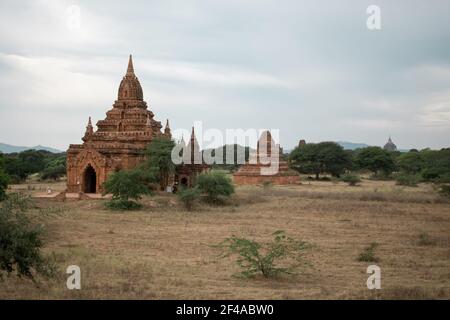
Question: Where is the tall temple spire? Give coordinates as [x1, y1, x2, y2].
[118, 54, 143, 101]
[164, 119, 171, 137]
[127, 54, 134, 75]
[83, 116, 94, 139]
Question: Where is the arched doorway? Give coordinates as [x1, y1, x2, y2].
[180, 177, 188, 187]
[83, 165, 97, 193]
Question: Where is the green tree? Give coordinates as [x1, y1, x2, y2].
[177, 186, 201, 211]
[0, 194, 54, 280]
[397, 151, 424, 174]
[143, 137, 176, 190]
[0, 154, 9, 201]
[289, 142, 351, 179]
[196, 170, 234, 203]
[103, 169, 149, 210]
[355, 147, 396, 176]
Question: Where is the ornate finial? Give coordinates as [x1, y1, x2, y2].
[164, 119, 171, 137]
[127, 54, 134, 75]
[84, 116, 94, 137]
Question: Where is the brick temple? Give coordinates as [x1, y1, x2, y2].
[233, 131, 300, 185]
[66, 55, 171, 194]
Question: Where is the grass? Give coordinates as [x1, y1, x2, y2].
[1, 178, 450, 299]
[357, 242, 379, 262]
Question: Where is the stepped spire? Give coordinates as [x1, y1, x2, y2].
[164, 119, 171, 137]
[118, 54, 143, 101]
[126, 54, 134, 75]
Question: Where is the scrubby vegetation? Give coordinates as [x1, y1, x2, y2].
[177, 186, 201, 211]
[0, 194, 55, 280]
[216, 230, 309, 278]
[358, 242, 380, 262]
[1, 149, 66, 183]
[196, 170, 235, 204]
[103, 169, 149, 210]
[340, 173, 361, 186]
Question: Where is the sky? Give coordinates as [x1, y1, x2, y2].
[0, 0, 449, 151]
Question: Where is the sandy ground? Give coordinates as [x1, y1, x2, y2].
[1, 179, 449, 299]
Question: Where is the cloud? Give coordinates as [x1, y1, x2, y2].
[0, 0, 450, 150]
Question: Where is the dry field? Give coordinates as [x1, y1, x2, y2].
[1, 179, 450, 299]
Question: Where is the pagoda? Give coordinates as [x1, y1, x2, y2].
[66, 55, 171, 193]
[233, 131, 299, 185]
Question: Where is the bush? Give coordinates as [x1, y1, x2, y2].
[341, 174, 361, 186]
[417, 233, 436, 246]
[196, 171, 234, 204]
[216, 230, 309, 278]
[177, 186, 201, 211]
[439, 185, 450, 198]
[0, 171, 9, 201]
[40, 165, 66, 180]
[0, 194, 55, 280]
[105, 199, 142, 210]
[358, 242, 379, 262]
[103, 169, 149, 210]
[396, 173, 421, 187]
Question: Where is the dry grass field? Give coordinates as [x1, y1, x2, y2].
[1, 179, 450, 299]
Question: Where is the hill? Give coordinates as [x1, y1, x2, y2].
[0, 142, 63, 154]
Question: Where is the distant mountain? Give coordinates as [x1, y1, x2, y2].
[336, 141, 370, 150]
[0, 142, 63, 154]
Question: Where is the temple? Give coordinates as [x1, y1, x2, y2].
[233, 131, 300, 185]
[383, 136, 397, 151]
[175, 127, 209, 188]
[66, 55, 171, 194]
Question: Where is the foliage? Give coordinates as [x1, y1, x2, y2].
[340, 173, 361, 186]
[105, 199, 142, 210]
[357, 242, 379, 262]
[289, 142, 351, 179]
[177, 186, 201, 211]
[395, 173, 421, 187]
[355, 147, 396, 176]
[0, 154, 9, 201]
[143, 137, 176, 190]
[40, 165, 66, 180]
[418, 233, 436, 246]
[439, 185, 450, 198]
[2, 150, 66, 182]
[396, 151, 424, 174]
[0, 194, 55, 280]
[216, 230, 309, 278]
[103, 169, 149, 210]
[195, 170, 235, 203]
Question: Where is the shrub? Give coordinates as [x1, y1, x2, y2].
[216, 230, 309, 278]
[417, 233, 436, 246]
[103, 169, 149, 210]
[0, 194, 55, 280]
[177, 186, 201, 211]
[105, 199, 142, 210]
[195, 171, 234, 204]
[396, 173, 421, 187]
[439, 185, 450, 198]
[341, 174, 361, 186]
[358, 242, 379, 262]
[0, 171, 9, 201]
[39, 165, 66, 180]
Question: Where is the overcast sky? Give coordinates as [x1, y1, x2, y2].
[0, 0, 449, 151]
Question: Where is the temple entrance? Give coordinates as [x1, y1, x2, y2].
[83, 165, 97, 193]
[180, 177, 188, 187]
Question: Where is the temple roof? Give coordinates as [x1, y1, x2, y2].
[118, 54, 143, 101]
